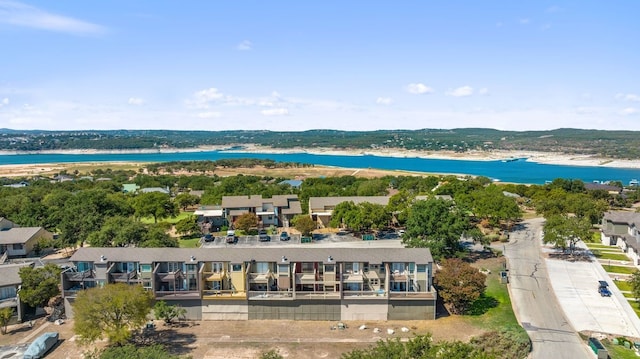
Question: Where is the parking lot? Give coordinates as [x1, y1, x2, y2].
[545, 243, 640, 338]
[200, 231, 405, 248]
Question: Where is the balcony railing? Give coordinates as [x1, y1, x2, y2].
[294, 291, 341, 300]
[110, 271, 138, 282]
[389, 291, 436, 299]
[342, 290, 387, 299]
[154, 290, 200, 299]
[248, 271, 273, 283]
[248, 290, 294, 300]
[202, 289, 246, 299]
[64, 271, 95, 281]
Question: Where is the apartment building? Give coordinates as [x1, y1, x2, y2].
[222, 195, 302, 228]
[601, 211, 640, 265]
[62, 246, 436, 321]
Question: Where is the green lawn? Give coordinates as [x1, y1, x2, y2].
[615, 281, 633, 292]
[178, 237, 201, 248]
[140, 211, 194, 224]
[593, 252, 632, 261]
[604, 265, 639, 275]
[623, 292, 635, 299]
[602, 339, 639, 359]
[585, 242, 615, 249]
[467, 260, 524, 333]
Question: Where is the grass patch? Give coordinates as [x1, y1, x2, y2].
[623, 292, 635, 298]
[604, 265, 639, 275]
[592, 251, 632, 261]
[585, 242, 614, 249]
[616, 281, 633, 292]
[179, 237, 201, 248]
[602, 339, 639, 359]
[140, 211, 194, 225]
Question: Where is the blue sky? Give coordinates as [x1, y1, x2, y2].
[0, 1, 639, 131]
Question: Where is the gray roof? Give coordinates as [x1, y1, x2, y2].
[309, 196, 390, 210]
[140, 187, 170, 194]
[222, 195, 301, 212]
[70, 246, 433, 265]
[603, 211, 640, 226]
[0, 262, 33, 286]
[0, 227, 42, 245]
[585, 183, 622, 192]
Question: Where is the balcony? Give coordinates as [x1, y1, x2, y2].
[203, 270, 227, 282]
[110, 271, 139, 282]
[343, 290, 387, 299]
[202, 289, 246, 300]
[390, 271, 411, 281]
[0, 297, 18, 308]
[64, 271, 95, 282]
[248, 290, 293, 300]
[295, 291, 341, 300]
[248, 271, 273, 283]
[154, 290, 201, 300]
[295, 272, 316, 285]
[389, 291, 436, 300]
[342, 272, 364, 283]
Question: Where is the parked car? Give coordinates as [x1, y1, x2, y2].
[202, 233, 214, 242]
[24, 332, 59, 359]
[258, 229, 270, 242]
[226, 230, 237, 244]
[280, 231, 290, 241]
[598, 280, 612, 297]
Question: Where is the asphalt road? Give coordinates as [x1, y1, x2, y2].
[504, 218, 592, 359]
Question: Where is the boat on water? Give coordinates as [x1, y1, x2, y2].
[501, 157, 520, 163]
[630, 179, 639, 186]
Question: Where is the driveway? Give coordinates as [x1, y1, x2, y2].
[504, 218, 592, 359]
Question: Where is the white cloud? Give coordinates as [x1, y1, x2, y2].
[197, 111, 222, 119]
[519, 18, 531, 25]
[540, 23, 552, 31]
[478, 88, 489, 96]
[261, 108, 289, 116]
[236, 40, 252, 51]
[376, 97, 393, 105]
[0, 97, 8, 107]
[0, 0, 106, 35]
[619, 107, 638, 116]
[616, 93, 640, 102]
[187, 87, 226, 109]
[446, 86, 474, 97]
[128, 97, 144, 106]
[406, 83, 433, 94]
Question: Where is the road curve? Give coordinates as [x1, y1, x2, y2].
[504, 218, 591, 359]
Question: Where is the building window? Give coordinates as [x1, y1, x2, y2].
[255, 262, 269, 273]
[212, 262, 224, 273]
[417, 265, 427, 273]
[76, 262, 92, 272]
[324, 264, 335, 272]
[186, 264, 197, 272]
[278, 264, 289, 274]
[369, 278, 379, 286]
[140, 264, 152, 272]
[0, 286, 16, 300]
[167, 262, 182, 273]
[12, 243, 23, 250]
[231, 264, 242, 272]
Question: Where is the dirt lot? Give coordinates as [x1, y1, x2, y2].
[0, 314, 483, 359]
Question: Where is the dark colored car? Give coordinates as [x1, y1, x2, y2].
[280, 231, 290, 241]
[258, 229, 270, 242]
[202, 233, 214, 242]
[598, 280, 611, 297]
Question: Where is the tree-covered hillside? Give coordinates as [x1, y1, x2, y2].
[2, 128, 640, 159]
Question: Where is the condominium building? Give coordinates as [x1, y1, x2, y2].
[62, 246, 436, 321]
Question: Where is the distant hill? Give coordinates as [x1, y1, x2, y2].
[1, 128, 639, 159]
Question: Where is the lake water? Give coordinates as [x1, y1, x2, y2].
[1, 151, 639, 185]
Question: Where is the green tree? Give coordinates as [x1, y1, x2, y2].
[403, 198, 470, 259]
[386, 190, 414, 226]
[140, 225, 179, 248]
[174, 215, 200, 237]
[542, 214, 592, 253]
[133, 192, 178, 223]
[92, 344, 184, 359]
[154, 301, 187, 325]
[330, 201, 358, 228]
[73, 283, 153, 345]
[0, 307, 13, 335]
[259, 349, 284, 359]
[471, 185, 521, 228]
[87, 216, 147, 247]
[174, 193, 200, 211]
[434, 258, 487, 315]
[630, 271, 640, 303]
[18, 263, 62, 308]
[234, 213, 259, 232]
[293, 214, 316, 236]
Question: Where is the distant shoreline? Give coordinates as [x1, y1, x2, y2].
[1, 144, 640, 169]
